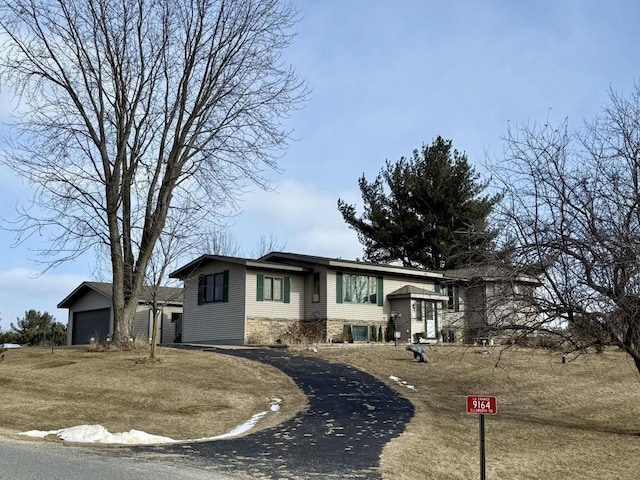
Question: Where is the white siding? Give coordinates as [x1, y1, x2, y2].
[246, 268, 305, 320]
[182, 262, 246, 345]
[326, 270, 441, 324]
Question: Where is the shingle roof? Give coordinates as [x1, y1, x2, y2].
[58, 282, 183, 308]
[387, 285, 448, 299]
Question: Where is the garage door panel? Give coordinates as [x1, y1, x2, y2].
[72, 308, 110, 345]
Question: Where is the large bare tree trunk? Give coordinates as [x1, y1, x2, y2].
[0, 0, 307, 346]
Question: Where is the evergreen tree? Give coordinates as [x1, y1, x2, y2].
[385, 317, 396, 342]
[338, 137, 500, 269]
[10, 310, 67, 346]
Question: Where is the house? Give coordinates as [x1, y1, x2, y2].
[440, 266, 541, 343]
[58, 282, 184, 345]
[170, 252, 541, 346]
[170, 252, 451, 345]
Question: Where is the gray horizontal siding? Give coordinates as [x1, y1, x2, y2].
[181, 261, 246, 344]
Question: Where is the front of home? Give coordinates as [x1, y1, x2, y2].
[60, 254, 539, 347]
[170, 252, 454, 345]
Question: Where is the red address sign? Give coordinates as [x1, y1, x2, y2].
[466, 395, 497, 415]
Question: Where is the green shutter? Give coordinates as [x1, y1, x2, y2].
[336, 272, 343, 303]
[222, 270, 229, 303]
[198, 275, 204, 305]
[283, 277, 290, 303]
[377, 276, 384, 306]
[257, 274, 264, 301]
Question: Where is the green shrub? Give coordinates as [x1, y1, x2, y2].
[370, 325, 377, 342]
[385, 317, 396, 342]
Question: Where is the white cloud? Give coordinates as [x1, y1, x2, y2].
[0, 268, 86, 331]
[232, 179, 364, 259]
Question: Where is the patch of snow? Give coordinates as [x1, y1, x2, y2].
[389, 375, 416, 391]
[20, 397, 284, 445]
[22, 425, 175, 444]
[207, 411, 268, 440]
[269, 397, 282, 412]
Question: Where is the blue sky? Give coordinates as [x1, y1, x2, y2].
[1, 0, 639, 331]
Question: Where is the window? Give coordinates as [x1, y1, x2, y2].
[264, 276, 282, 301]
[336, 273, 383, 305]
[312, 272, 320, 303]
[257, 274, 291, 303]
[442, 284, 460, 312]
[198, 270, 229, 304]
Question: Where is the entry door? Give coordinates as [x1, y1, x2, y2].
[419, 300, 437, 339]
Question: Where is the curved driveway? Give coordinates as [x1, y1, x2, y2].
[138, 347, 414, 479]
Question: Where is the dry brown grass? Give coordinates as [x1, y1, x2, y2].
[306, 344, 640, 480]
[3, 343, 640, 479]
[0, 346, 307, 441]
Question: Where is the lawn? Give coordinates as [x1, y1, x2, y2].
[0, 346, 307, 441]
[307, 343, 640, 480]
[1, 343, 639, 479]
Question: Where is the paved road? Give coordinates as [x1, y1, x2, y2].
[135, 347, 415, 479]
[0, 437, 240, 480]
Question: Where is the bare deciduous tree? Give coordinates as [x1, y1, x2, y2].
[0, 0, 307, 344]
[252, 231, 286, 258]
[494, 85, 640, 373]
[200, 227, 242, 257]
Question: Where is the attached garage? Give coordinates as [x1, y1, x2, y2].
[71, 308, 110, 345]
[58, 281, 183, 346]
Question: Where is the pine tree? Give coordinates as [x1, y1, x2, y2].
[338, 137, 500, 269]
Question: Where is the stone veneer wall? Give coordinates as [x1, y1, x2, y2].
[246, 317, 299, 344]
[247, 317, 392, 344]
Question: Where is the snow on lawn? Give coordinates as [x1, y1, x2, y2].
[21, 397, 283, 445]
[22, 425, 174, 445]
[389, 375, 416, 391]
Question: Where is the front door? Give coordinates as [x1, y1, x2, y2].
[418, 300, 437, 339]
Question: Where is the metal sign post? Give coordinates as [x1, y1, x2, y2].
[466, 395, 497, 480]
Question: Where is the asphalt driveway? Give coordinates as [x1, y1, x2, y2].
[137, 347, 414, 479]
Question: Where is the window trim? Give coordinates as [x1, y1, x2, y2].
[336, 272, 383, 306]
[198, 270, 229, 305]
[256, 274, 291, 303]
[444, 284, 460, 312]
